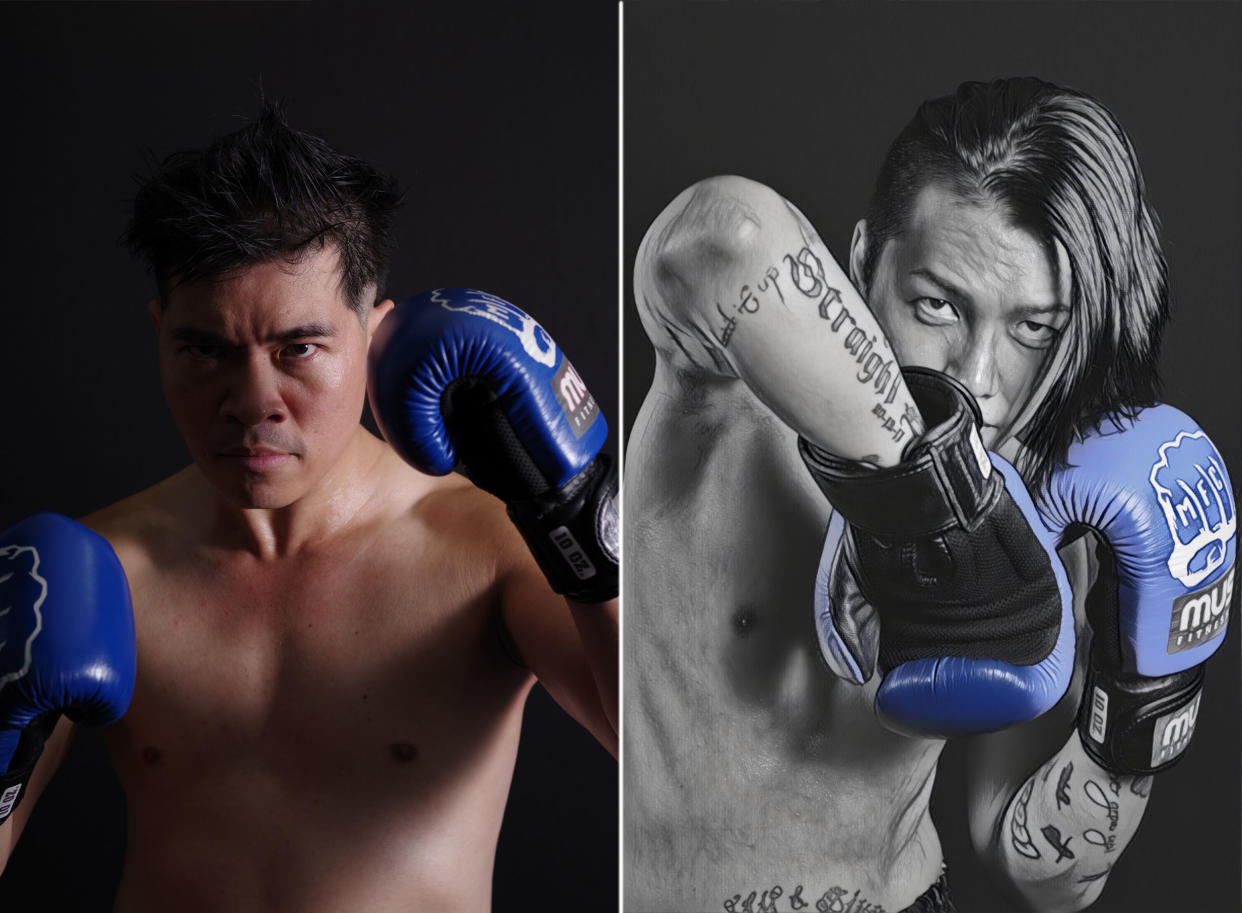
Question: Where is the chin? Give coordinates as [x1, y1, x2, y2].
[201, 462, 306, 511]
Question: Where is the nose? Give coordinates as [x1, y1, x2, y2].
[220, 351, 288, 426]
[945, 327, 1000, 402]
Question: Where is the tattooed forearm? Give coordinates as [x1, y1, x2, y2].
[722, 884, 882, 913]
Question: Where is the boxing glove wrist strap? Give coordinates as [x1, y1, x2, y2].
[507, 456, 619, 604]
[799, 367, 999, 539]
[0, 712, 59, 826]
[1078, 662, 1204, 775]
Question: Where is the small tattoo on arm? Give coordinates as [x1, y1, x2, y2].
[1010, 780, 1042, 859]
[1055, 762, 1073, 809]
[1083, 828, 1117, 852]
[1084, 780, 1120, 831]
[1040, 824, 1075, 862]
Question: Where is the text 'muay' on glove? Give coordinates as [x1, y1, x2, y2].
[367, 288, 617, 604]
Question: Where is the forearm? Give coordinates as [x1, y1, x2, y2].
[991, 732, 1151, 912]
[566, 596, 618, 750]
[638, 175, 923, 465]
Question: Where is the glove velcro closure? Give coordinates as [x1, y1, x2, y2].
[507, 456, 619, 604]
[798, 367, 999, 539]
[0, 711, 59, 826]
[1078, 662, 1205, 775]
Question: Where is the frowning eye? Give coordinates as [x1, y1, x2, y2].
[913, 297, 959, 327]
[183, 345, 223, 361]
[281, 343, 319, 360]
[1013, 319, 1061, 350]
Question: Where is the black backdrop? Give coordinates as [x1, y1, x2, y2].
[0, 3, 617, 910]
[624, 3, 1240, 912]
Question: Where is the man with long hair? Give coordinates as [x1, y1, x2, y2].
[626, 77, 1232, 911]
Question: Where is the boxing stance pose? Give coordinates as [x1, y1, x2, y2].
[626, 78, 1233, 911]
[0, 109, 617, 912]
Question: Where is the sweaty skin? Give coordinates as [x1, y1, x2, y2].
[625, 176, 1146, 912]
[0, 247, 617, 912]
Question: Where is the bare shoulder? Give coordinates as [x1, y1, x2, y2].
[78, 467, 202, 591]
[378, 446, 529, 579]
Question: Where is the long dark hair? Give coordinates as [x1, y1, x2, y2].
[863, 77, 1167, 491]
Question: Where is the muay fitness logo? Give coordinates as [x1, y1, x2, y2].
[0, 543, 47, 691]
[432, 289, 558, 368]
[1150, 430, 1236, 654]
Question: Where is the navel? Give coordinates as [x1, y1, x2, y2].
[732, 605, 759, 637]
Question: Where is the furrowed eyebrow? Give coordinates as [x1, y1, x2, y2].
[169, 323, 338, 346]
[910, 268, 967, 301]
[270, 323, 338, 342]
[1014, 303, 1071, 318]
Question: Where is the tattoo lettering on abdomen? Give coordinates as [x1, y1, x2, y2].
[721, 884, 880, 913]
[1055, 762, 1073, 809]
[1010, 779, 1041, 859]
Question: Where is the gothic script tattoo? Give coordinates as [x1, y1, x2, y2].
[815, 886, 886, 913]
[1084, 780, 1119, 832]
[1055, 762, 1073, 809]
[1041, 824, 1075, 862]
[1010, 779, 1041, 859]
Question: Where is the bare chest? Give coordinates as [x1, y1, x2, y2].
[110, 537, 527, 828]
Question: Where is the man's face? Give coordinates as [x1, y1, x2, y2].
[152, 245, 389, 510]
[854, 183, 1071, 450]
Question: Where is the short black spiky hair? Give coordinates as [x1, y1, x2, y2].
[125, 102, 401, 315]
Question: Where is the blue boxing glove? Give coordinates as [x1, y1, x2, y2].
[800, 368, 1074, 737]
[0, 513, 136, 824]
[1038, 405, 1235, 773]
[367, 288, 617, 603]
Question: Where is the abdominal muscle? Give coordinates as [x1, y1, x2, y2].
[624, 378, 944, 912]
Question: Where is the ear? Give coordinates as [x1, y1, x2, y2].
[367, 298, 395, 345]
[147, 298, 162, 332]
[848, 220, 869, 296]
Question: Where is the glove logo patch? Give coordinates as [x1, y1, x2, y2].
[0, 544, 47, 692]
[552, 359, 599, 438]
[549, 525, 597, 580]
[1167, 560, 1233, 654]
[432, 289, 558, 368]
[1087, 686, 1108, 743]
[1149, 430, 1235, 588]
[1150, 690, 1200, 767]
[0, 784, 21, 821]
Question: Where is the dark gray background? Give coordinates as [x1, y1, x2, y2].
[624, 3, 1240, 911]
[0, 2, 617, 910]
